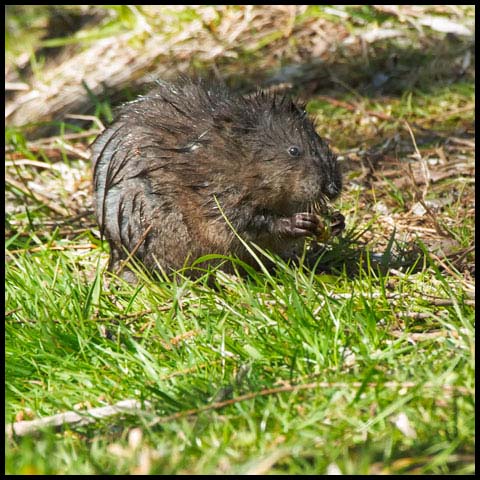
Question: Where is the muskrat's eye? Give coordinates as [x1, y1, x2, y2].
[288, 146, 301, 157]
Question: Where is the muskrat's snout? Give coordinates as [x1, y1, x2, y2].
[314, 161, 341, 202]
[309, 134, 342, 202]
[325, 181, 342, 200]
[325, 179, 342, 200]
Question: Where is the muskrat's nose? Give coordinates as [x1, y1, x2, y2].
[326, 181, 341, 199]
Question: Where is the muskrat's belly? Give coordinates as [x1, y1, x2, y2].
[255, 237, 306, 262]
[98, 180, 307, 277]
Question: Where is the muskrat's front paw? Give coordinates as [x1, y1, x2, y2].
[276, 212, 319, 237]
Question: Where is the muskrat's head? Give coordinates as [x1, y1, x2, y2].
[106, 78, 342, 216]
[213, 89, 342, 215]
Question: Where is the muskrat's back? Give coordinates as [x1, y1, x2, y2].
[92, 77, 342, 279]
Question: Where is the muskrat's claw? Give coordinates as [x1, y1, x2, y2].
[277, 212, 319, 237]
[314, 210, 345, 241]
[330, 211, 346, 237]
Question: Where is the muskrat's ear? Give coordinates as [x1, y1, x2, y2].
[286, 97, 308, 117]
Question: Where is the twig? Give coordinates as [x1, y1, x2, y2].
[6, 226, 97, 240]
[446, 136, 475, 148]
[395, 311, 441, 320]
[404, 120, 430, 199]
[426, 298, 474, 307]
[55, 138, 91, 160]
[115, 224, 154, 276]
[148, 380, 473, 427]
[65, 113, 105, 132]
[394, 295, 474, 308]
[5, 82, 30, 91]
[4, 129, 101, 153]
[5, 159, 64, 170]
[389, 329, 465, 341]
[446, 245, 475, 265]
[6, 399, 151, 439]
[427, 251, 470, 286]
[8, 244, 97, 255]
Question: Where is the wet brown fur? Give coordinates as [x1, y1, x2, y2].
[92, 77, 342, 279]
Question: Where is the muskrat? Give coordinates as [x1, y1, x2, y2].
[92, 77, 342, 280]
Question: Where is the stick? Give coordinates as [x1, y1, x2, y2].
[8, 244, 97, 255]
[115, 223, 154, 276]
[6, 399, 150, 438]
[148, 380, 473, 427]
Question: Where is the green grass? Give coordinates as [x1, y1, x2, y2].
[5, 223, 475, 474]
[5, 4, 475, 475]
